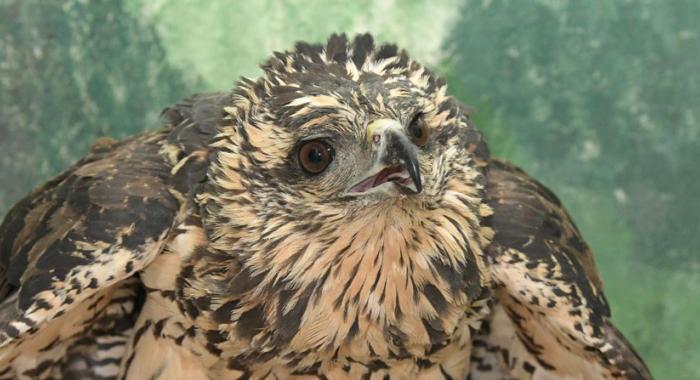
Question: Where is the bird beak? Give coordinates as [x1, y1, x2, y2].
[346, 119, 422, 195]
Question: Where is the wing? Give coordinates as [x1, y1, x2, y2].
[472, 159, 651, 379]
[0, 131, 180, 352]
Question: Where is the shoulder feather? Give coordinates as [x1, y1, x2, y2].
[0, 132, 179, 348]
[478, 159, 651, 379]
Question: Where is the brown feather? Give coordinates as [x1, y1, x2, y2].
[0, 34, 650, 379]
[473, 159, 652, 379]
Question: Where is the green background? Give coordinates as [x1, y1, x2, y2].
[1, 1, 698, 378]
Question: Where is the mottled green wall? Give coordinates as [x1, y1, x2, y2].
[1, 1, 697, 378]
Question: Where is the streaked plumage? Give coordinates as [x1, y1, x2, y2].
[0, 34, 650, 379]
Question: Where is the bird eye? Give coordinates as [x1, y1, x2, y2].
[298, 140, 334, 174]
[408, 113, 429, 146]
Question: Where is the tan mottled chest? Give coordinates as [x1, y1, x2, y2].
[129, 198, 491, 379]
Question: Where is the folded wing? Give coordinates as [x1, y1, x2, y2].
[471, 159, 651, 379]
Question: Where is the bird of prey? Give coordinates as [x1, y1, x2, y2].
[0, 34, 651, 379]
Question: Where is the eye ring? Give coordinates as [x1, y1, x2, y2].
[408, 113, 429, 146]
[298, 140, 334, 175]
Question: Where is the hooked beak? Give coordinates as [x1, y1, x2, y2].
[347, 119, 422, 195]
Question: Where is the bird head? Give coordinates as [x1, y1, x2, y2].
[204, 34, 488, 230]
[195, 34, 492, 353]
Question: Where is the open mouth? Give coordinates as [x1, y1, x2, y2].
[348, 165, 414, 193]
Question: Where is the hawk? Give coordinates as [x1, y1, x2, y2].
[0, 34, 651, 379]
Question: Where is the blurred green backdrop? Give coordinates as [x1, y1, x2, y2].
[1, 1, 698, 378]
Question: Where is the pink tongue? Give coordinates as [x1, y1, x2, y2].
[372, 166, 403, 187]
[350, 166, 405, 192]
